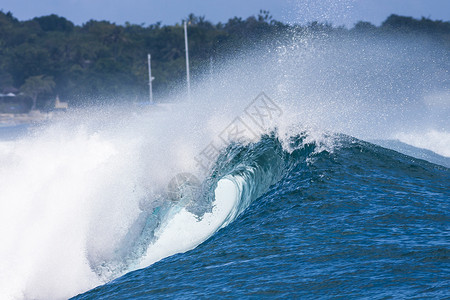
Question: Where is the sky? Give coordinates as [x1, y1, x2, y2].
[1, 0, 449, 28]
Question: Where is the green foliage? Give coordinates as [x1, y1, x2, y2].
[20, 75, 55, 110]
[33, 14, 74, 32]
[382, 14, 450, 34]
[0, 10, 448, 109]
[353, 21, 377, 32]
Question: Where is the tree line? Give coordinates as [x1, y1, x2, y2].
[0, 10, 449, 111]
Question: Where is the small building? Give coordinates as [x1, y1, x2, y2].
[0, 91, 28, 114]
[54, 95, 68, 111]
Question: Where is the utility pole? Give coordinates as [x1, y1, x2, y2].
[209, 56, 214, 94]
[147, 54, 155, 104]
[184, 20, 191, 100]
[209, 56, 213, 77]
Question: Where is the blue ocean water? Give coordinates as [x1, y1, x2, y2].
[73, 134, 449, 299]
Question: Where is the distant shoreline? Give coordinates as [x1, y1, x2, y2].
[0, 111, 53, 126]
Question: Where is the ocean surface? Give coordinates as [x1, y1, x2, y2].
[0, 31, 449, 299]
[1, 121, 448, 299]
[72, 134, 449, 299]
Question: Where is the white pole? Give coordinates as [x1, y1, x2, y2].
[184, 20, 191, 100]
[209, 56, 214, 94]
[209, 56, 213, 77]
[148, 54, 154, 104]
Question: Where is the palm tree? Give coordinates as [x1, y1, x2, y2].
[20, 75, 55, 111]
